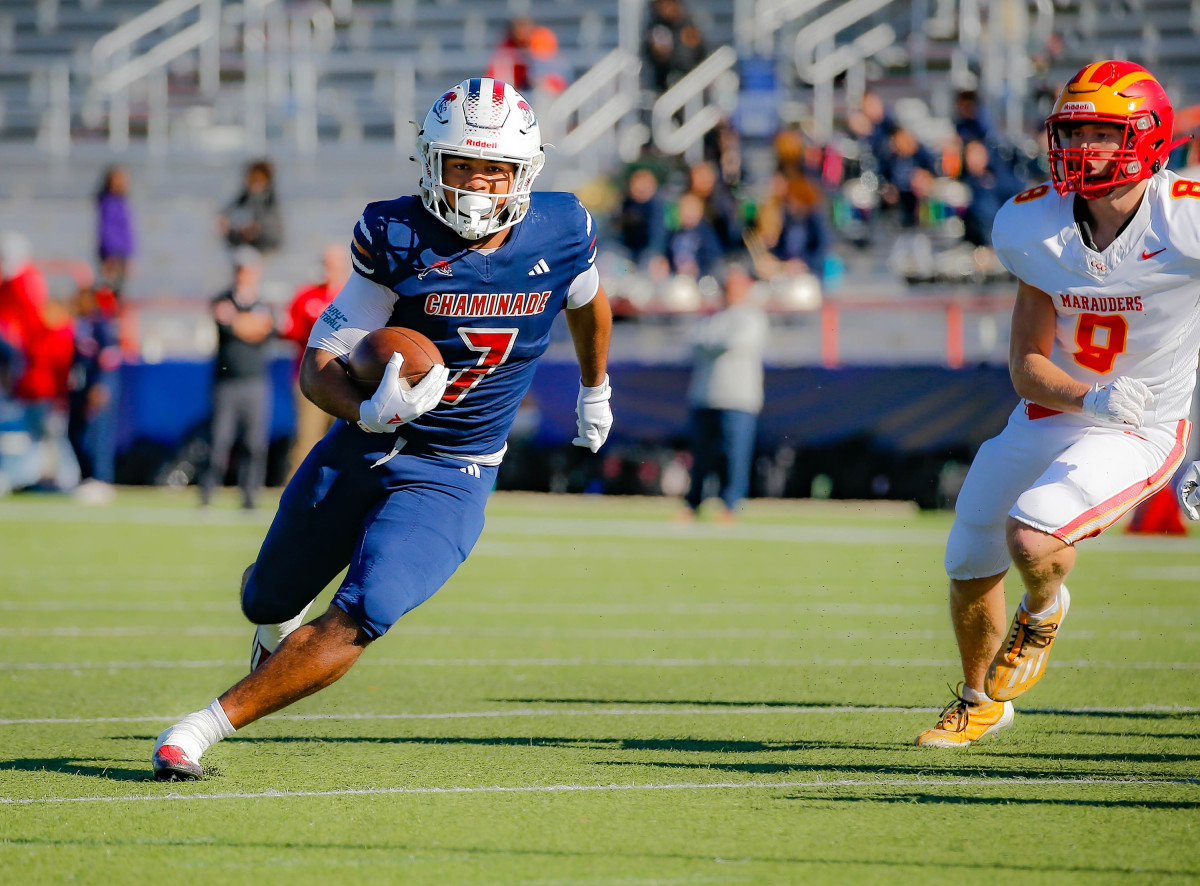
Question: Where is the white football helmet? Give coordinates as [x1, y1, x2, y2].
[417, 78, 545, 241]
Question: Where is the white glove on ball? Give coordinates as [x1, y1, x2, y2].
[1081, 376, 1155, 427]
[357, 353, 449, 433]
[1177, 461, 1200, 521]
[572, 374, 613, 452]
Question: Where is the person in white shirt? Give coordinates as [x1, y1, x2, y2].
[917, 60, 1199, 747]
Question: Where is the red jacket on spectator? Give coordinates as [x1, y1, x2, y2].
[281, 281, 338, 376]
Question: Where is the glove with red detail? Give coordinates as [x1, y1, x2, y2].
[1081, 376, 1155, 427]
[357, 353, 449, 433]
[571, 375, 613, 452]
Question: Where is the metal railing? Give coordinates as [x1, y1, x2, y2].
[542, 49, 642, 156]
[650, 45, 739, 160]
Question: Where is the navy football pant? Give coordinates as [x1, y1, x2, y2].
[242, 423, 497, 639]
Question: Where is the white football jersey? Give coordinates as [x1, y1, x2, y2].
[992, 170, 1200, 424]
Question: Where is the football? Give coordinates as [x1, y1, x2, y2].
[346, 326, 443, 393]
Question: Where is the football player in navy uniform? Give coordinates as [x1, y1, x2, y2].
[153, 78, 613, 779]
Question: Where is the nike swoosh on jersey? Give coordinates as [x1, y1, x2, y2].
[1141, 248, 1167, 260]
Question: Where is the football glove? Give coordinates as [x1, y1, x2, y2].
[1081, 376, 1154, 427]
[1178, 461, 1200, 521]
[572, 374, 613, 452]
[357, 353, 449, 433]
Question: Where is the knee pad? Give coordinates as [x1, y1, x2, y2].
[944, 517, 1011, 581]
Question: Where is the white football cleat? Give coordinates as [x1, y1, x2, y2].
[152, 728, 203, 781]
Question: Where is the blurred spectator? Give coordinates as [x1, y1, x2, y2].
[757, 174, 833, 280]
[666, 192, 724, 279]
[528, 25, 569, 96]
[953, 89, 993, 145]
[680, 260, 767, 522]
[642, 0, 707, 93]
[0, 232, 48, 384]
[685, 160, 743, 253]
[612, 167, 668, 267]
[846, 91, 896, 166]
[488, 17, 535, 93]
[95, 165, 135, 296]
[879, 128, 938, 228]
[704, 119, 744, 191]
[218, 159, 283, 254]
[281, 243, 349, 479]
[201, 246, 275, 509]
[959, 140, 1022, 248]
[67, 286, 121, 503]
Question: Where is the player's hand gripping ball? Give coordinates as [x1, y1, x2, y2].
[351, 327, 449, 432]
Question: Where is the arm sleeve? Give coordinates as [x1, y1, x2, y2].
[306, 272, 397, 358]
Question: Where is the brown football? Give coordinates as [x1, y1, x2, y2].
[346, 327, 443, 393]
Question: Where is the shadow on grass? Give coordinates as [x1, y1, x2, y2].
[0, 758, 149, 782]
[779, 791, 1200, 811]
[0, 835, 1194, 878]
[498, 697, 1200, 723]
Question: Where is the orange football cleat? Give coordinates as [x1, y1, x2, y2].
[915, 688, 1014, 748]
[985, 586, 1071, 702]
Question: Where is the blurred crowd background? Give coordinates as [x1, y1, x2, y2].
[1, 0, 1199, 507]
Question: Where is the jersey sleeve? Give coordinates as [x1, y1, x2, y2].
[1161, 173, 1200, 261]
[566, 198, 600, 308]
[348, 203, 391, 285]
[991, 182, 1053, 282]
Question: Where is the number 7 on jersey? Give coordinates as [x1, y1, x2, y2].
[442, 328, 519, 404]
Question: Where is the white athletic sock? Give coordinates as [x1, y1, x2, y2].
[1021, 588, 1061, 623]
[155, 699, 236, 762]
[258, 601, 315, 653]
[962, 685, 993, 706]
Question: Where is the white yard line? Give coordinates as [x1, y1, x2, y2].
[3, 500, 1198, 553]
[2, 703, 1197, 726]
[3, 776, 1198, 806]
[3, 656, 1199, 671]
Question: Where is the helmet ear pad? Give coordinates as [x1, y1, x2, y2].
[416, 79, 545, 241]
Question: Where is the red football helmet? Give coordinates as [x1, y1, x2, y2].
[1046, 60, 1189, 198]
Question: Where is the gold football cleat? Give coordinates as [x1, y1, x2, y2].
[985, 586, 1071, 702]
[915, 687, 1014, 748]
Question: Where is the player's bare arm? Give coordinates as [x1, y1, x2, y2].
[566, 283, 612, 387]
[298, 345, 368, 424]
[1008, 280, 1091, 413]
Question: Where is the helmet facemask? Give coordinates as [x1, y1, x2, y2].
[1047, 114, 1162, 199]
[416, 79, 546, 241]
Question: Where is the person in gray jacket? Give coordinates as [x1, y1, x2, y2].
[681, 261, 768, 520]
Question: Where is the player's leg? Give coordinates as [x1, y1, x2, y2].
[201, 381, 238, 505]
[238, 378, 270, 509]
[154, 428, 384, 779]
[154, 450, 496, 779]
[985, 418, 1188, 701]
[685, 408, 719, 513]
[719, 408, 756, 516]
[918, 416, 1063, 747]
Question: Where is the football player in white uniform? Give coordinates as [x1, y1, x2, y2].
[917, 60, 1199, 747]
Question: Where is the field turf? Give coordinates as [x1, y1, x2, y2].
[1, 489, 1198, 884]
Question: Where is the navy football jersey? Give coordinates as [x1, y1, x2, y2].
[347, 192, 597, 457]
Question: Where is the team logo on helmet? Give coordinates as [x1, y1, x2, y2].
[516, 99, 537, 131]
[432, 91, 458, 124]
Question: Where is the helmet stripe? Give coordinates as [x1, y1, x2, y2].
[1111, 71, 1155, 93]
[492, 79, 506, 127]
[1077, 61, 1107, 85]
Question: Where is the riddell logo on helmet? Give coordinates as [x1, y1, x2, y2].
[1061, 101, 1097, 113]
[464, 139, 498, 148]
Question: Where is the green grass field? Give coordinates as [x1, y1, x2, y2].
[1, 489, 1198, 884]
